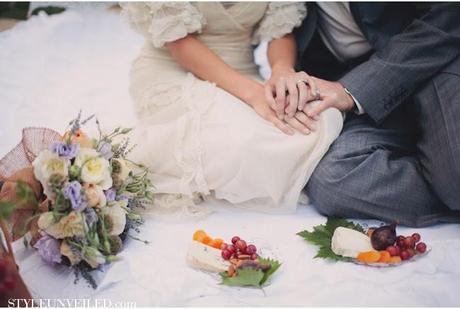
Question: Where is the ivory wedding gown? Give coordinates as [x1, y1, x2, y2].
[121, 2, 343, 216]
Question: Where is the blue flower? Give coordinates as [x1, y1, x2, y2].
[34, 233, 62, 264]
[83, 207, 98, 229]
[98, 142, 113, 160]
[51, 142, 80, 159]
[104, 188, 116, 202]
[63, 181, 87, 211]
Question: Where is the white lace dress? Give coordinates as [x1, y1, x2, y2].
[120, 2, 343, 216]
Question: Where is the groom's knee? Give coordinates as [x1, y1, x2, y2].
[417, 60, 460, 210]
[306, 150, 352, 217]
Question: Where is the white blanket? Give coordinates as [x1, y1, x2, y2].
[1, 8, 460, 306]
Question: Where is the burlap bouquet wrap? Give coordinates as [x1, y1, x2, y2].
[0, 128, 58, 304]
[0, 127, 61, 240]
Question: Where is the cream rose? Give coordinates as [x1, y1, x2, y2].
[37, 212, 56, 230]
[32, 150, 70, 197]
[75, 148, 112, 190]
[83, 183, 107, 208]
[44, 211, 86, 239]
[101, 200, 127, 236]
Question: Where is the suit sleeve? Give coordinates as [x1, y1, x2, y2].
[339, 3, 460, 124]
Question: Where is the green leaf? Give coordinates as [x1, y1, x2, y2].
[297, 217, 365, 262]
[325, 217, 364, 234]
[259, 257, 281, 286]
[220, 268, 265, 287]
[219, 257, 282, 288]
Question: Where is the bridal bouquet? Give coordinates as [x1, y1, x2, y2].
[1, 112, 153, 288]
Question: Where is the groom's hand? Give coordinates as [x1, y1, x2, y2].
[265, 67, 318, 120]
[305, 78, 355, 118]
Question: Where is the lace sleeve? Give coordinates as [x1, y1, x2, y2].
[252, 2, 307, 44]
[120, 2, 206, 48]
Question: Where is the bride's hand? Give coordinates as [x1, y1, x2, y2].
[265, 67, 319, 119]
[247, 87, 295, 135]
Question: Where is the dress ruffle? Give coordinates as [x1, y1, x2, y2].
[252, 2, 307, 44]
[121, 2, 206, 48]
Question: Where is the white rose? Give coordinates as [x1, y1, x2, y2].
[83, 183, 107, 208]
[44, 211, 86, 239]
[101, 200, 127, 235]
[32, 150, 69, 196]
[75, 148, 112, 190]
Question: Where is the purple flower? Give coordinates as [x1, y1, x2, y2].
[83, 207, 98, 228]
[63, 181, 87, 211]
[98, 142, 113, 160]
[51, 142, 80, 159]
[104, 188, 116, 202]
[34, 233, 62, 264]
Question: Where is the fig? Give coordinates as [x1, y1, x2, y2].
[370, 223, 397, 251]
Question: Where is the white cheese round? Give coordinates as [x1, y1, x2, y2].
[331, 227, 373, 258]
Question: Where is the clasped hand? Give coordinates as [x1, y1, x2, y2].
[262, 67, 355, 135]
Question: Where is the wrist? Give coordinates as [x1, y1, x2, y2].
[241, 82, 264, 107]
[271, 63, 295, 74]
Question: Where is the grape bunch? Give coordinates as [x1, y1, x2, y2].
[220, 236, 258, 261]
[386, 233, 427, 261]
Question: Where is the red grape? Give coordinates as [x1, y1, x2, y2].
[386, 245, 400, 257]
[400, 250, 411, 261]
[235, 239, 247, 251]
[407, 248, 416, 258]
[411, 233, 421, 243]
[416, 242, 427, 254]
[220, 243, 228, 251]
[251, 253, 258, 260]
[396, 236, 405, 247]
[226, 244, 236, 253]
[231, 236, 240, 245]
[221, 249, 232, 260]
[245, 244, 257, 255]
[403, 237, 415, 249]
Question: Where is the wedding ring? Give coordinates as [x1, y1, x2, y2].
[296, 79, 308, 85]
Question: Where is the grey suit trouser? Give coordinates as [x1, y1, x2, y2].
[306, 57, 460, 227]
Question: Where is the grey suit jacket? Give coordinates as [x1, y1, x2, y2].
[295, 3, 460, 124]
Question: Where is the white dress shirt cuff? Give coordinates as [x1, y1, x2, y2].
[344, 88, 365, 115]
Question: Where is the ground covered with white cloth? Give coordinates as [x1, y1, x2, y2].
[1, 8, 460, 306]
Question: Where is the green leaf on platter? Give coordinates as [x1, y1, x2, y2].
[259, 257, 281, 286]
[220, 268, 265, 287]
[297, 217, 365, 261]
[219, 257, 282, 288]
[325, 217, 365, 234]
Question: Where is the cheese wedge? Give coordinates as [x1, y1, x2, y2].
[331, 227, 373, 258]
[186, 240, 230, 272]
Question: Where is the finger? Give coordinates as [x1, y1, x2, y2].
[275, 78, 287, 117]
[285, 115, 310, 135]
[306, 99, 331, 119]
[294, 111, 317, 132]
[285, 79, 299, 118]
[297, 81, 309, 111]
[267, 113, 294, 135]
[300, 72, 319, 99]
[264, 84, 282, 112]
